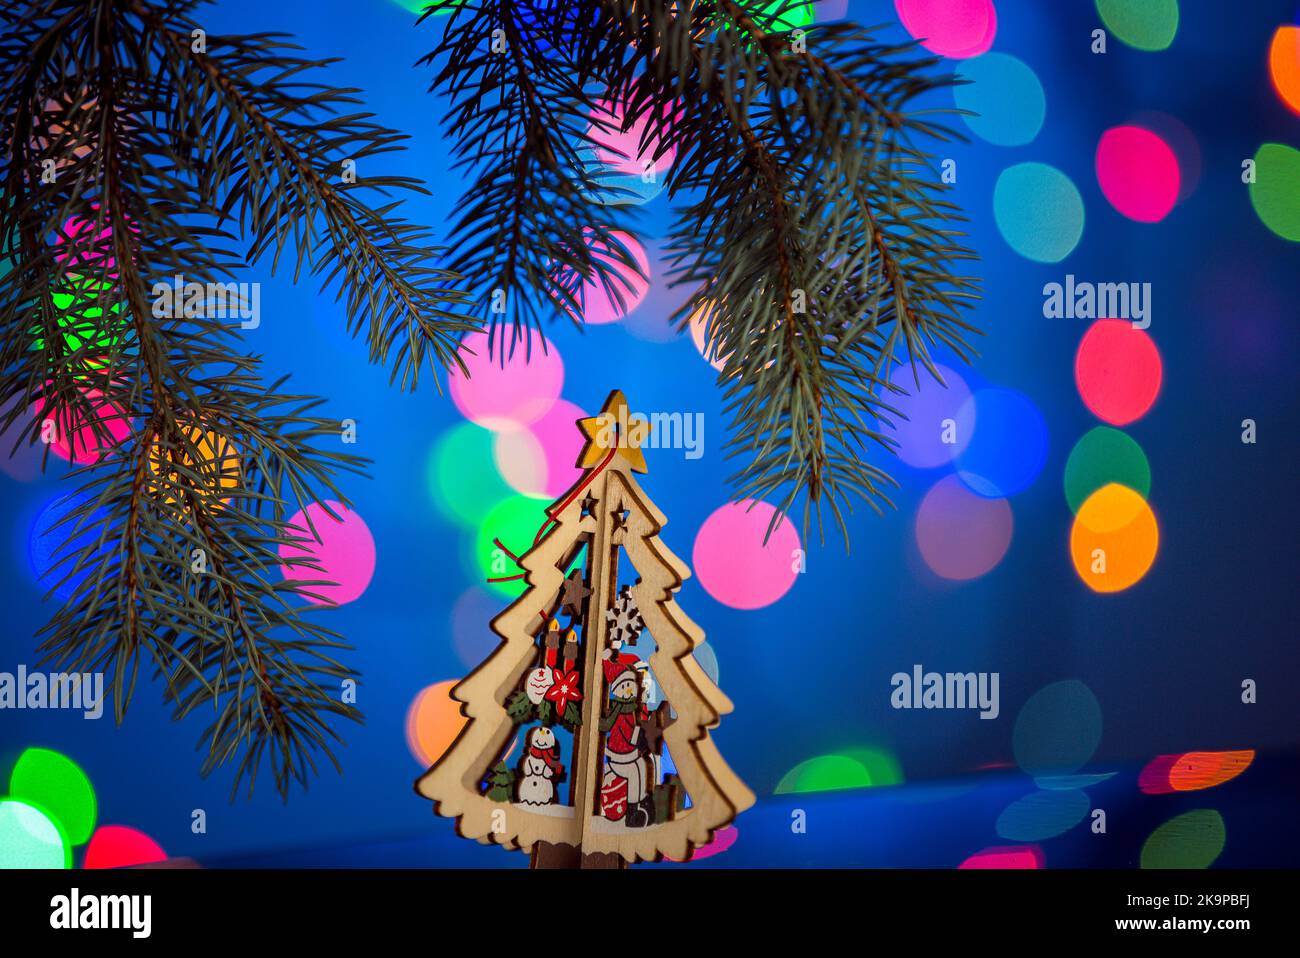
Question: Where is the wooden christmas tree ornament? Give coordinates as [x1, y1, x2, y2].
[417, 389, 753, 867]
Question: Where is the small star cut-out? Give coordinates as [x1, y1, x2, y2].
[560, 568, 591, 618]
[610, 504, 631, 535]
[579, 493, 598, 519]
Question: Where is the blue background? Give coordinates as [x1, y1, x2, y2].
[2, 0, 1298, 867]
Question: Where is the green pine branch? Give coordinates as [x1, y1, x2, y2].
[0, 0, 479, 799]
[420, 0, 982, 543]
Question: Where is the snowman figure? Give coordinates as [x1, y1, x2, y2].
[516, 726, 563, 806]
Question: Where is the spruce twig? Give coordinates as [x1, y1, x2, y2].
[0, 0, 478, 798]
[420, 0, 981, 543]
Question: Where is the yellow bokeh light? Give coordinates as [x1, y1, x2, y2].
[147, 427, 240, 508]
[1070, 482, 1158, 592]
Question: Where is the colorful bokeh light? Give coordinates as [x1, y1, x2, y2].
[9, 748, 97, 845]
[776, 755, 862, 794]
[894, 0, 997, 59]
[493, 398, 586, 500]
[688, 302, 727, 372]
[1140, 809, 1225, 869]
[0, 799, 70, 868]
[1130, 110, 1201, 205]
[1268, 26, 1300, 115]
[914, 475, 1013, 581]
[840, 747, 905, 786]
[1070, 482, 1159, 592]
[953, 53, 1045, 146]
[1074, 319, 1162, 425]
[83, 824, 166, 869]
[577, 145, 667, 207]
[589, 100, 677, 179]
[666, 825, 738, 862]
[884, 363, 974, 468]
[29, 492, 112, 601]
[1136, 753, 1180, 794]
[1063, 425, 1151, 513]
[406, 679, 468, 767]
[1139, 749, 1254, 794]
[54, 213, 125, 277]
[279, 500, 377, 606]
[449, 330, 564, 430]
[757, 1, 815, 31]
[493, 427, 548, 501]
[475, 494, 551, 597]
[692, 499, 801, 610]
[955, 387, 1048, 497]
[427, 422, 514, 528]
[1096, 126, 1180, 223]
[995, 788, 1090, 841]
[147, 427, 241, 507]
[560, 231, 651, 325]
[959, 844, 1044, 869]
[33, 388, 132, 465]
[1248, 142, 1300, 242]
[1095, 0, 1179, 52]
[993, 163, 1085, 263]
[1168, 749, 1254, 791]
[1012, 679, 1102, 777]
[33, 276, 133, 361]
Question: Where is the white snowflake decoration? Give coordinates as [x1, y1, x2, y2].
[605, 585, 644, 648]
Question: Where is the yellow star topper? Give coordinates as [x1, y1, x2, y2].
[577, 390, 650, 473]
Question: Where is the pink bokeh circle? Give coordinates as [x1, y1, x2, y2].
[590, 100, 677, 178]
[54, 211, 130, 277]
[915, 475, 1013, 581]
[565, 231, 651, 326]
[666, 825, 738, 862]
[83, 825, 167, 869]
[894, 0, 997, 59]
[693, 500, 801, 610]
[279, 500, 377, 606]
[1074, 318, 1163, 426]
[494, 398, 587, 499]
[1095, 126, 1180, 224]
[959, 844, 1044, 869]
[32, 387, 132, 465]
[449, 330, 564, 430]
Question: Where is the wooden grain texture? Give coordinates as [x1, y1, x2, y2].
[417, 390, 754, 864]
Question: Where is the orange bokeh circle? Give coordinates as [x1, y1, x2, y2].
[1070, 483, 1159, 592]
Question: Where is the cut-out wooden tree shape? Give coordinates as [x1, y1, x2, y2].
[418, 390, 753, 866]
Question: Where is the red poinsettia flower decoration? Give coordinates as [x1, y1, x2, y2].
[545, 668, 583, 714]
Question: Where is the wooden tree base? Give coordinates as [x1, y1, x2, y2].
[531, 841, 628, 870]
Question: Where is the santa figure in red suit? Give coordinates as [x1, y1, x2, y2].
[599, 652, 655, 827]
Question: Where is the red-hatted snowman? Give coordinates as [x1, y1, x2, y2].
[516, 726, 563, 806]
[599, 651, 654, 827]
